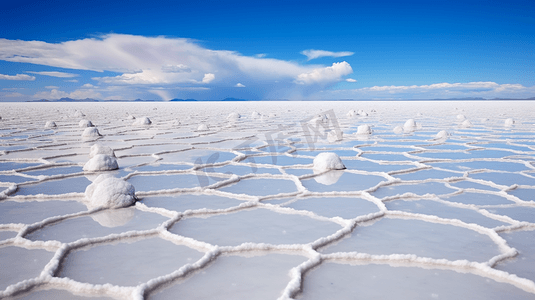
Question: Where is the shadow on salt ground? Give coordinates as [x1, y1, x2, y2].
[58, 237, 205, 286]
[320, 218, 500, 262]
[298, 262, 535, 300]
[150, 253, 308, 300]
[170, 208, 342, 246]
[497, 230, 535, 282]
[25, 208, 168, 243]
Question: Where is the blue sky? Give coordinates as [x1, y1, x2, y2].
[1, 0, 534, 101]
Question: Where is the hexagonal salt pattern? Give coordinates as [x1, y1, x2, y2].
[2, 101, 535, 299]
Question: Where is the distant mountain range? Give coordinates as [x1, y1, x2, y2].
[27, 96, 535, 102]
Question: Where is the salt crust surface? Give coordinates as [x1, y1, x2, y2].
[0, 101, 535, 299]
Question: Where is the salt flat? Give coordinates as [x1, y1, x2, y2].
[1, 101, 535, 299]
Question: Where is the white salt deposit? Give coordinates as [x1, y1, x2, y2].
[505, 118, 515, 127]
[347, 110, 357, 117]
[133, 116, 151, 126]
[127, 114, 136, 120]
[78, 119, 94, 127]
[251, 111, 261, 119]
[403, 119, 416, 132]
[89, 144, 115, 158]
[327, 130, 343, 142]
[73, 110, 85, 118]
[393, 126, 403, 134]
[313, 152, 346, 172]
[85, 174, 136, 208]
[356, 124, 372, 135]
[44, 121, 56, 128]
[461, 119, 473, 128]
[83, 154, 119, 171]
[81, 127, 101, 137]
[457, 114, 466, 121]
[435, 130, 449, 140]
[227, 112, 241, 120]
[197, 124, 209, 131]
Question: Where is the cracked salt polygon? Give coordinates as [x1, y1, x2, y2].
[79, 119, 94, 127]
[89, 144, 115, 158]
[197, 123, 209, 131]
[227, 112, 241, 120]
[313, 152, 346, 172]
[132, 116, 151, 125]
[356, 124, 372, 135]
[45, 121, 57, 128]
[505, 118, 515, 127]
[461, 119, 472, 128]
[82, 127, 101, 137]
[83, 154, 119, 171]
[85, 174, 136, 208]
[403, 119, 416, 132]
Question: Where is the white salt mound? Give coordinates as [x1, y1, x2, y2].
[85, 174, 136, 209]
[83, 154, 119, 171]
[133, 116, 151, 126]
[347, 110, 357, 117]
[74, 110, 85, 118]
[197, 124, 209, 131]
[45, 121, 57, 128]
[457, 114, 466, 121]
[393, 126, 403, 134]
[504, 118, 515, 127]
[89, 144, 115, 158]
[127, 115, 136, 120]
[403, 119, 416, 132]
[251, 111, 261, 119]
[327, 130, 343, 142]
[313, 152, 346, 172]
[79, 119, 94, 127]
[356, 124, 372, 135]
[82, 127, 101, 137]
[461, 119, 472, 128]
[227, 112, 241, 120]
[435, 130, 449, 140]
[358, 110, 369, 116]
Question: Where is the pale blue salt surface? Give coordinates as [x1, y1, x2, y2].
[0, 246, 55, 290]
[59, 237, 205, 286]
[6, 288, 113, 300]
[151, 253, 308, 300]
[170, 208, 342, 246]
[320, 218, 499, 262]
[497, 230, 535, 282]
[299, 262, 535, 300]
[1, 101, 535, 299]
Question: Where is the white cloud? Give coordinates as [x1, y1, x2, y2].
[4, 92, 24, 97]
[65, 79, 78, 82]
[81, 83, 95, 88]
[27, 71, 78, 78]
[202, 73, 215, 84]
[235, 83, 245, 87]
[358, 81, 525, 93]
[295, 62, 353, 85]
[301, 49, 354, 61]
[33, 88, 101, 100]
[346, 78, 357, 82]
[0, 34, 354, 100]
[0, 73, 35, 81]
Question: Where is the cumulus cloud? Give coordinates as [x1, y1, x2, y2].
[235, 83, 245, 87]
[27, 71, 79, 78]
[81, 83, 95, 88]
[295, 61, 353, 85]
[301, 49, 354, 61]
[0, 34, 354, 100]
[358, 81, 525, 93]
[33, 88, 101, 100]
[0, 73, 35, 81]
[346, 78, 357, 82]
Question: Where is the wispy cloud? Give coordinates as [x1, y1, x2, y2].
[345, 78, 357, 83]
[27, 71, 79, 78]
[45, 86, 59, 89]
[235, 83, 245, 87]
[0, 34, 354, 100]
[301, 49, 354, 61]
[0, 73, 35, 81]
[33, 88, 101, 100]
